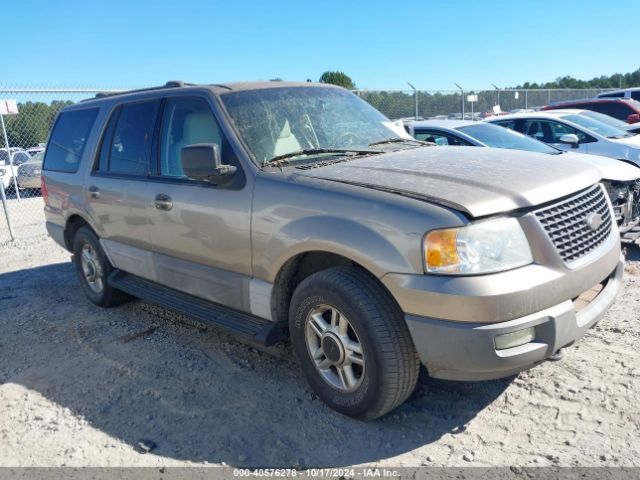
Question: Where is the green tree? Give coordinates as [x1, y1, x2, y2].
[1, 101, 72, 149]
[319, 71, 356, 89]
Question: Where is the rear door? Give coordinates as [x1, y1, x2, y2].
[84, 100, 160, 279]
[145, 95, 252, 310]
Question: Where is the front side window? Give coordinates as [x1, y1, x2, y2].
[43, 108, 98, 173]
[159, 97, 224, 177]
[97, 101, 159, 175]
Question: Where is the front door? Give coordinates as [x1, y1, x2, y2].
[146, 96, 252, 311]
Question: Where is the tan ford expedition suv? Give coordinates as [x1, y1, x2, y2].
[41, 81, 624, 419]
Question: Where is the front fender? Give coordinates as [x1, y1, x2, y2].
[257, 215, 417, 282]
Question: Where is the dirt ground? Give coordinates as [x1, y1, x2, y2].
[0, 233, 638, 468]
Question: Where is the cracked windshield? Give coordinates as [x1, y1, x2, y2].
[221, 86, 412, 164]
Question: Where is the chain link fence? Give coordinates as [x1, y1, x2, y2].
[355, 88, 615, 121]
[0, 86, 619, 245]
[0, 88, 122, 245]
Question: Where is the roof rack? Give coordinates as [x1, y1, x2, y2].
[85, 81, 196, 101]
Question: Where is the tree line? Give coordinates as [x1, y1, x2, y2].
[1, 67, 638, 150]
[1, 100, 72, 149]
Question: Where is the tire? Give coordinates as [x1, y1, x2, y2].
[72, 226, 128, 307]
[289, 266, 420, 419]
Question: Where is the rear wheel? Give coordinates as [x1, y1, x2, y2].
[72, 226, 128, 307]
[289, 266, 419, 419]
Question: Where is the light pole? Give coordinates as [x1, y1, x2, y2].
[454, 83, 464, 119]
[407, 82, 418, 119]
[491, 83, 500, 111]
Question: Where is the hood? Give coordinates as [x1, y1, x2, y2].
[562, 152, 640, 182]
[294, 146, 602, 217]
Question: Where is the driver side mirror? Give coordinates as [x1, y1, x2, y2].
[181, 143, 237, 185]
[558, 133, 580, 148]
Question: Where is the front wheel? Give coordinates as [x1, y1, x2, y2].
[289, 267, 419, 419]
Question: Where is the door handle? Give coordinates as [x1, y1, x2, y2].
[87, 186, 100, 199]
[155, 193, 173, 211]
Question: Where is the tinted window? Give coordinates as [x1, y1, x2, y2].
[492, 120, 517, 131]
[563, 114, 632, 139]
[43, 108, 98, 173]
[587, 102, 631, 121]
[599, 92, 623, 98]
[522, 119, 595, 144]
[159, 97, 224, 177]
[414, 129, 469, 146]
[97, 101, 158, 175]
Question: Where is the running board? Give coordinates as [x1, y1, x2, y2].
[108, 270, 285, 346]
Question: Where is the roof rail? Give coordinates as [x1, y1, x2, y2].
[84, 81, 195, 101]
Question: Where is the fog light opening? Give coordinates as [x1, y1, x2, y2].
[494, 327, 535, 350]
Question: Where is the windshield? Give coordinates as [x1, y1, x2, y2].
[221, 86, 408, 164]
[458, 123, 559, 154]
[578, 110, 634, 132]
[563, 114, 631, 139]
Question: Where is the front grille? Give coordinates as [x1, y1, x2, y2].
[535, 184, 612, 264]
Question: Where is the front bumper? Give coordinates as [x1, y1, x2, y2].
[404, 254, 624, 380]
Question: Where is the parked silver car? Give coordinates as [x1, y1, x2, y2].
[17, 151, 44, 190]
[406, 120, 640, 242]
[42, 81, 623, 418]
[486, 110, 640, 166]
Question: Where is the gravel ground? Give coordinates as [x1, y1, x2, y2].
[0, 234, 638, 468]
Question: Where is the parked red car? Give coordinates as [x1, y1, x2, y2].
[542, 98, 640, 124]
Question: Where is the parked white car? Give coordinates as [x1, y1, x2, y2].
[486, 110, 640, 167]
[407, 119, 640, 242]
[0, 148, 32, 192]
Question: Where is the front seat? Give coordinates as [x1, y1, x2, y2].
[272, 119, 301, 157]
[173, 111, 222, 177]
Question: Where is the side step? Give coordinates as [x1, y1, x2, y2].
[108, 270, 285, 346]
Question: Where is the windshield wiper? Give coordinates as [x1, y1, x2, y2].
[368, 137, 431, 147]
[262, 148, 380, 166]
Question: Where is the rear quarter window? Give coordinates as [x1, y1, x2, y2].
[43, 108, 99, 173]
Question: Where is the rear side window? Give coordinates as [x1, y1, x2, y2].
[96, 100, 159, 175]
[587, 102, 631, 120]
[43, 108, 98, 173]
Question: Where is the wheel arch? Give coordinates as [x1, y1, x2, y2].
[270, 249, 401, 327]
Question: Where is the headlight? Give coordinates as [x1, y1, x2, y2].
[0, 169, 5, 176]
[423, 217, 533, 275]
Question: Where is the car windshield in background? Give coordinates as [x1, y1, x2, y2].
[221, 86, 406, 164]
[458, 123, 560, 154]
[578, 110, 636, 132]
[563, 114, 632, 139]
